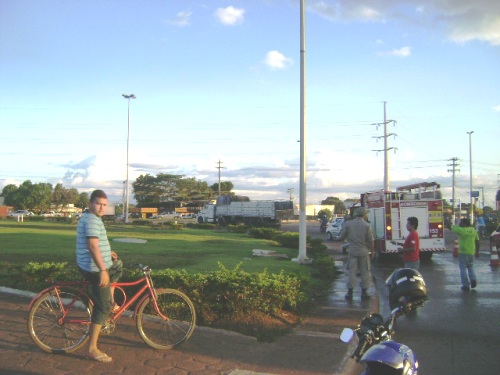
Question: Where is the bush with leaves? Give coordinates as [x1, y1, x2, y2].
[22, 262, 70, 283]
[247, 227, 281, 240]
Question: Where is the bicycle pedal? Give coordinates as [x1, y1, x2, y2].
[101, 319, 116, 335]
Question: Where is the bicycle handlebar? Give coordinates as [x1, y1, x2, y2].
[128, 263, 151, 273]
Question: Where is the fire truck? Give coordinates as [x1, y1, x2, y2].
[360, 182, 446, 260]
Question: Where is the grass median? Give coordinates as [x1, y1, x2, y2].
[0, 219, 336, 340]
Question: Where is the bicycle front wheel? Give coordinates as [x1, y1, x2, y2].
[28, 289, 92, 353]
[136, 288, 196, 349]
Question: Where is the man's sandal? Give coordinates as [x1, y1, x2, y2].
[86, 353, 112, 363]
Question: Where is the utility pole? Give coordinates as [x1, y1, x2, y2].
[447, 157, 460, 224]
[467, 131, 474, 223]
[216, 159, 225, 196]
[372, 101, 397, 191]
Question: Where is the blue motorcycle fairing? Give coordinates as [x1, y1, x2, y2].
[360, 340, 418, 371]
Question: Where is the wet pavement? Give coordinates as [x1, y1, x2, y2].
[0, 242, 376, 375]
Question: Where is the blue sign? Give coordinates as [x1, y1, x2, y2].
[471, 191, 479, 198]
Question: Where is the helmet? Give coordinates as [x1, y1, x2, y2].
[386, 268, 427, 310]
[361, 340, 418, 375]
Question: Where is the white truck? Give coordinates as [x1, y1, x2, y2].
[196, 196, 294, 226]
[360, 181, 446, 260]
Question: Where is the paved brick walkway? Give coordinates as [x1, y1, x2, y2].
[0, 245, 375, 375]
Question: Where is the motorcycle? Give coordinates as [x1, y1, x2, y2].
[319, 217, 328, 233]
[340, 268, 428, 375]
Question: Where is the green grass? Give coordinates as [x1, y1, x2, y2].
[0, 220, 309, 278]
[0, 220, 336, 340]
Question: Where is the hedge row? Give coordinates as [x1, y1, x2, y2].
[22, 261, 305, 326]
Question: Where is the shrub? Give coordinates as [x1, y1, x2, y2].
[132, 219, 151, 226]
[22, 262, 69, 283]
[312, 255, 337, 279]
[226, 224, 250, 233]
[247, 227, 280, 240]
[274, 232, 301, 248]
[169, 222, 183, 230]
[20, 261, 305, 330]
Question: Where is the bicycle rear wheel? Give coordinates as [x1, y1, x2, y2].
[28, 288, 92, 353]
[136, 288, 196, 349]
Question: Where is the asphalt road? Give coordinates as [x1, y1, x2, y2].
[371, 234, 500, 375]
[283, 221, 500, 374]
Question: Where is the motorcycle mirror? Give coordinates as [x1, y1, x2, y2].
[340, 328, 354, 343]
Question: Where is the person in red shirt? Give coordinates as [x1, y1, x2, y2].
[394, 217, 420, 270]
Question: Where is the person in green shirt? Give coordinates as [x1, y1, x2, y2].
[451, 218, 480, 291]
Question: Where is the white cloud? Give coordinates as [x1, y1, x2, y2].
[447, 15, 500, 45]
[167, 11, 192, 27]
[378, 46, 411, 57]
[215, 6, 245, 26]
[309, 1, 383, 22]
[493, 105, 500, 111]
[309, 0, 500, 46]
[263, 50, 293, 69]
[392, 46, 411, 57]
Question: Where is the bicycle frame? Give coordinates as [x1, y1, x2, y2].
[111, 276, 168, 321]
[28, 268, 168, 325]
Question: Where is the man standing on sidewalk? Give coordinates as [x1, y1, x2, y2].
[338, 207, 375, 300]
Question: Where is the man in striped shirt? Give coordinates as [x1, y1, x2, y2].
[77, 189, 122, 363]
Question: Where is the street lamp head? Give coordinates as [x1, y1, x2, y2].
[122, 94, 136, 99]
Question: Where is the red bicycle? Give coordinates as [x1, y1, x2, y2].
[27, 264, 196, 353]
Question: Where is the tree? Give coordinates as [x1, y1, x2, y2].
[1, 184, 21, 207]
[29, 182, 53, 212]
[1, 181, 53, 211]
[52, 183, 65, 210]
[76, 192, 89, 210]
[133, 173, 215, 207]
[210, 181, 234, 195]
[321, 197, 346, 214]
[52, 184, 78, 211]
[317, 208, 332, 220]
[0, 180, 92, 212]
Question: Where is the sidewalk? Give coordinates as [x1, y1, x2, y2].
[0, 243, 377, 375]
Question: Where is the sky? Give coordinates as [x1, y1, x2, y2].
[1, 0, 499, 209]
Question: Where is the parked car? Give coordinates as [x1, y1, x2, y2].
[326, 218, 344, 241]
[151, 211, 171, 219]
[40, 211, 60, 217]
[8, 210, 33, 217]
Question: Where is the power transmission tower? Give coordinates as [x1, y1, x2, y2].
[372, 102, 397, 191]
[447, 157, 460, 224]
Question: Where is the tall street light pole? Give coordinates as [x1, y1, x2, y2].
[467, 131, 474, 224]
[122, 94, 136, 224]
[293, 0, 310, 264]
